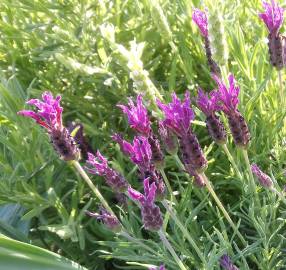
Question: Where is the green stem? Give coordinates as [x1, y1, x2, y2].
[278, 70, 284, 107]
[159, 169, 178, 204]
[241, 149, 259, 204]
[158, 230, 188, 270]
[174, 154, 185, 171]
[71, 160, 115, 216]
[270, 187, 286, 205]
[120, 230, 158, 255]
[221, 144, 242, 180]
[162, 200, 206, 265]
[200, 172, 247, 246]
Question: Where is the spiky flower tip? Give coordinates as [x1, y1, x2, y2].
[192, 8, 208, 38]
[158, 121, 178, 155]
[219, 254, 239, 270]
[157, 92, 194, 138]
[86, 208, 121, 232]
[192, 8, 221, 76]
[197, 88, 227, 144]
[157, 92, 207, 172]
[251, 164, 273, 188]
[259, 0, 285, 69]
[118, 94, 151, 137]
[18, 91, 79, 161]
[128, 178, 163, 231]
[149, 265, 166, 270]
[113, 134, 166, 199]
[85, 151, 129, 193]
[213, 74, 250, 148]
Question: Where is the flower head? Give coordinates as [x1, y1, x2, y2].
[219, 254, 239, 270]
[251, 163, 273, 188]
[192, 8, 208, 37]
[85, 151, 128, 192]
[86, 207, 121, 232]
[118, 95, 151, 136]
[157, 92, 195, 137]
[18, 91, 79, 161]
[212, 74, 240, 114]
[113, 135, 152, 172]
[128, 178, 163, 231]
[197, 88, 222, 116]
[18, 91, 63, 132]
[259, 0, 284, 35]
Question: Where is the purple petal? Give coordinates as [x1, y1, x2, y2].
[192, 8, 208, 37]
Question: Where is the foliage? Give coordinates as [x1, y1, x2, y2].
[0, 0, 285, 269]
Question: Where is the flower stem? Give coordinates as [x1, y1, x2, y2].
[221, 144, 242, 180]
[158, 229, 188, 270]
[174, 154, 185, 171]
[120, 230, 158, 255]
[71, 160, 115, 216]
[159, 169, 178, 204]
[200, 172, 247, 246]
[162, 200, 206, 265]
[270, 187, 286, 205]
[278, 70, 284, 107]
[241, 149, 259, 204]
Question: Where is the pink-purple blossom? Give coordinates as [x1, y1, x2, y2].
[259, 0, 284, 35]
[85, 151, 129, 192]
[128, 178, 163, 231]
[197, 88, 222, 116]
[113, 135, 152, 172]
[157, 92, 195, 137]
[18, 91, 63, 132]
[251, 163, 273, 188]
[212, 74, 240, 114]
[86, 208, 121, 232]
[118, 95, 151, 136]
[192, 8, 208, 37]
[219, 254, 239, 270]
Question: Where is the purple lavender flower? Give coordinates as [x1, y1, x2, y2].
[192, 8, 221, 76]
[18, 91, 79, 161]
[251, 164, 273, 188]
[197, 88, 226, 144]
[128, 178, 163, 231]
[158, 121, 178, 155]
[192, 8, 208, 37]
[86, 207, 121, 232]
[149, 265, 166, 270]
[85, 151, 129, 192]
[259, 1, 285, 69]
[259, 0, 284, 35]
[118, 95, 151, 136]
[213, 74, 250, 148]
[219, 254, 239, 270]
[113, 135, 166, 199]
[157, 92, 194, 138]
[158, 92, 207, 172]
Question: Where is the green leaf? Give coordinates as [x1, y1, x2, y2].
[0, 234, 87, 270]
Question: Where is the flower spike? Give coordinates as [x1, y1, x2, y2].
[157, 92, 194, 138]
[251, 164, 273, 188]
[192, 8, 208, 37]
[219, 254, 239, 270]
[85, 151, 129, 192]
[18, 91, 79, 161]
[128, 178, 163, 231]
[118, 95, 151, 136]
[259, 0, 284, 35]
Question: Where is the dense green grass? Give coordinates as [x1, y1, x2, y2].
[0, 0, 286, 269]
